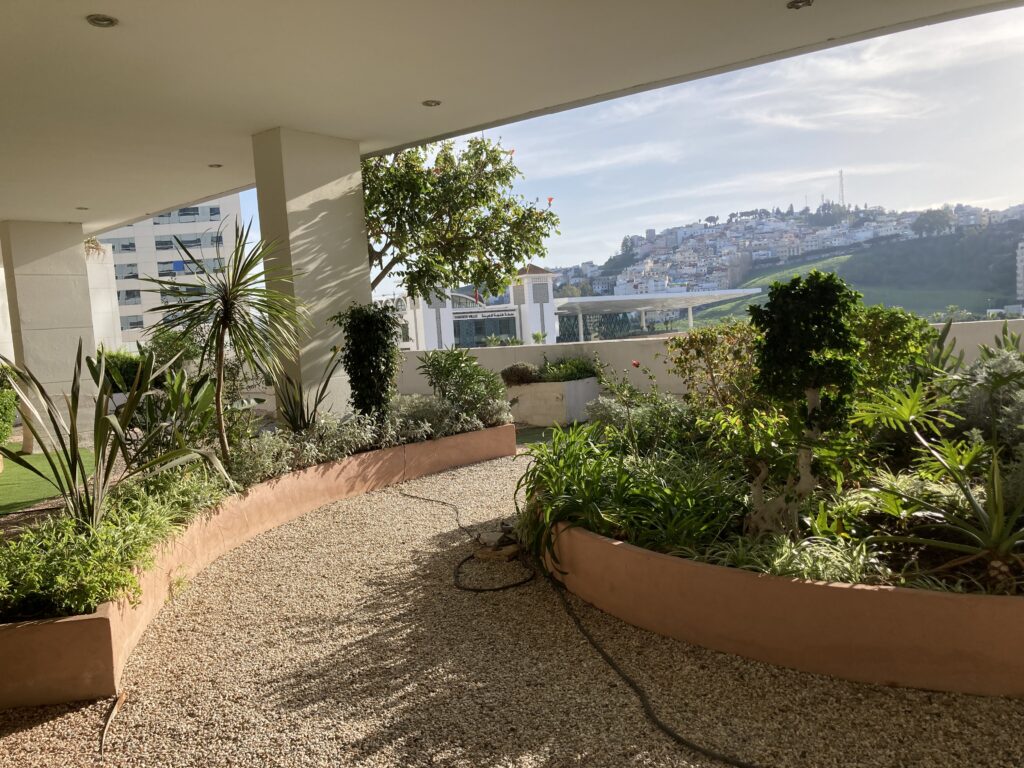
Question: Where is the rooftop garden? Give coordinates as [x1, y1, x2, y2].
[0, 225, 511, 623]
[519, 270, 1024, 595]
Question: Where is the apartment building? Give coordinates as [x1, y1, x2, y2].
[100, 194, 243, 345]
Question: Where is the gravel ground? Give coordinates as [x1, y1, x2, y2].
[2, 455, 1023, 768]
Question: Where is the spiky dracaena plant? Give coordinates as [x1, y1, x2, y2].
[144, 222, 305, 463]
[0, 342, 223, 527]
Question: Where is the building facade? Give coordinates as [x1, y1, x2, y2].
[381, 265, 559, 350]
[99, 194, 243, 345]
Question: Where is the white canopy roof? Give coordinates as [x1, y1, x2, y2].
[554, 289, 761, 315]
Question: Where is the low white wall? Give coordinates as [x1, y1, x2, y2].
[396, 319, 1024, 397]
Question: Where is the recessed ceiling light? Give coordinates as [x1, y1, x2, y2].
[75, 206, 89, 211]
[85, 13, 119, 28]
[208, 163, 223, 168]
[421, 99, 442, 107]
[786, 0, 813, 8]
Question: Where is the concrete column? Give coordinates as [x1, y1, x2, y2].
[687, 306, 694, 329]
[0, 221, 97, 451]
[640, 309, 647, 331]
[252, 128, 372, 412]
[577, 311, 585, 342]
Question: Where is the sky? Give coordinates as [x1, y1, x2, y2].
[241, 5, 1024, 277]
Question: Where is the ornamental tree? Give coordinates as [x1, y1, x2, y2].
[362, 138, 560, 298]
[746, 271, 863, 534]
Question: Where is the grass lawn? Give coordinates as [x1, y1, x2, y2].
[515, 426, 555, 445]
[0, 442, 94, 515]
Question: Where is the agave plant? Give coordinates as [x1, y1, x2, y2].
[145, 221, 305, 463]
[0, 342, 222, 527]
[854, 384, 1024, 592]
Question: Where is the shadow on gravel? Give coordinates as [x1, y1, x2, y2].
[268, 519, 1024, 768]
[0, 700, 97, 740]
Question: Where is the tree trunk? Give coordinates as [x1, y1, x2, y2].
[214, 325, 230, 466]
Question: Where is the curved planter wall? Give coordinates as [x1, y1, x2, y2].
[552, 525, 1024, 698]
[0, 424, 516, 710]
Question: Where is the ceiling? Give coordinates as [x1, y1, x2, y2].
[0, 0, 1019, 235]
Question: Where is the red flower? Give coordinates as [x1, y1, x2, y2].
[631, 360, 640, 368]
[547, 196, 554, 206]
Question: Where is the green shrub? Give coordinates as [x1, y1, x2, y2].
[0, 389, 15, 446]
[517, 424, 745, 567]
[100, 349, 144, 393]
[228, 431, 296, 488]
[500, 362, 541, 386]
[417, 349, 511, 428]
[394, 393, 483, 438]
[0, 363, 13, 390]
[538, 356, 598, 383]
[331, 303, 403, 419]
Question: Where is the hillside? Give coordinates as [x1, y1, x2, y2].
[693, 220, 1024, 324]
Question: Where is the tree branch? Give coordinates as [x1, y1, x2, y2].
[370, 253, 403, 290]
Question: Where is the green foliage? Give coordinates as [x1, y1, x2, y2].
[417, 349, 510, 428]
[0, 468, 224, 620]
[363, 137, 560, 298]
[0, 389, 14, 446]
[911, 208, 953, 238]
[273, 348, 343, 432]
[516, 424, 745, 568]
[331, 303, 403, 420]
[665, 320, 760, 407]
[146, 222, 304, 463]
[851, 305, 936, 393]
[538, 356, 598, 383]
[124, 368, 217, 468]
[0, 342, 221, 527]
[531, 331, 547, 344]
[854, 385, 1024, 592]
[500, 362, 541, 386]
[750, 270, 863, 432]
[0, 364, 14, 390]
[99, 349, 143, 394]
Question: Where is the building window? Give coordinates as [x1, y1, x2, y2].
[177, 206, 200, 218]
[157, 261, 181, 277]
[208, 206, 221, 218]
[155, 238, 175, 250]
[120, 315, 144, 331]
[452, 316, 517, 348]
[114, 262, 139, 280]
[117, 289, 141, 306]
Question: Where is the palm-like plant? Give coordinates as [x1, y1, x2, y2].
[145, 222, 305, 463]
[0, 342, 220, 527]
[854, 384, 1024, 591]
[273, 347, 342, 432]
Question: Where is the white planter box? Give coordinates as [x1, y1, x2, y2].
[506, 377, 599, 426]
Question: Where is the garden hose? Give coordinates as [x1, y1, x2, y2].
[402, 490, 771, 768]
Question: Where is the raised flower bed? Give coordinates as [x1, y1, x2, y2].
[0, 424, 515, 710]
[551, 524, 1024, 698]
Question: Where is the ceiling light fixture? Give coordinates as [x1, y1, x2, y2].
[75, 206, 89, 211]
[208, 163, 223, 168]
[85, 13, 119, 27]
[421, 99, 442, 107]
[786, 0, 814, 8]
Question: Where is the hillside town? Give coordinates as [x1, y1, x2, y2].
[555, 200, 1024, 297]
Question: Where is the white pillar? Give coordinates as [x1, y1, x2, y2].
[687, 305, 694, 329]
[0, 221, 97, 451]
[577, 311, 585, 342]
[640, 309, 647, 331]
[252, 128, 372, 412]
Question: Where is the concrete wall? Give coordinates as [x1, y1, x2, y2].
[396, 319, 1024, 396]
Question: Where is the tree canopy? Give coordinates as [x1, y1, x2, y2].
[361, 138, 559, 299]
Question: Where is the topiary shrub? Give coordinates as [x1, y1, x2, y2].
[539, 356, 598, 383]
[331, 302, 403, 419]
[101, 349, 144, 393]
[746, 270, 863, 534]
[0, 389, 15, 446]
[500, 362, 541, 386]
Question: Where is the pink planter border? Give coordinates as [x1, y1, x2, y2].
[552, 524, 1024, 697]
[0, 424, 516, 710]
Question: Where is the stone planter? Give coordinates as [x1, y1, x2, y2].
[0, 424, 516, 710]
[506, 377, 599, 426]
[551, 524, 1024, 698]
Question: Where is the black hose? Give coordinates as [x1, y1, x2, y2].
[399, 488, 772, 768]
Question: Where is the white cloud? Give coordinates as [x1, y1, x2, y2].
[521, 141, 686, 179]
